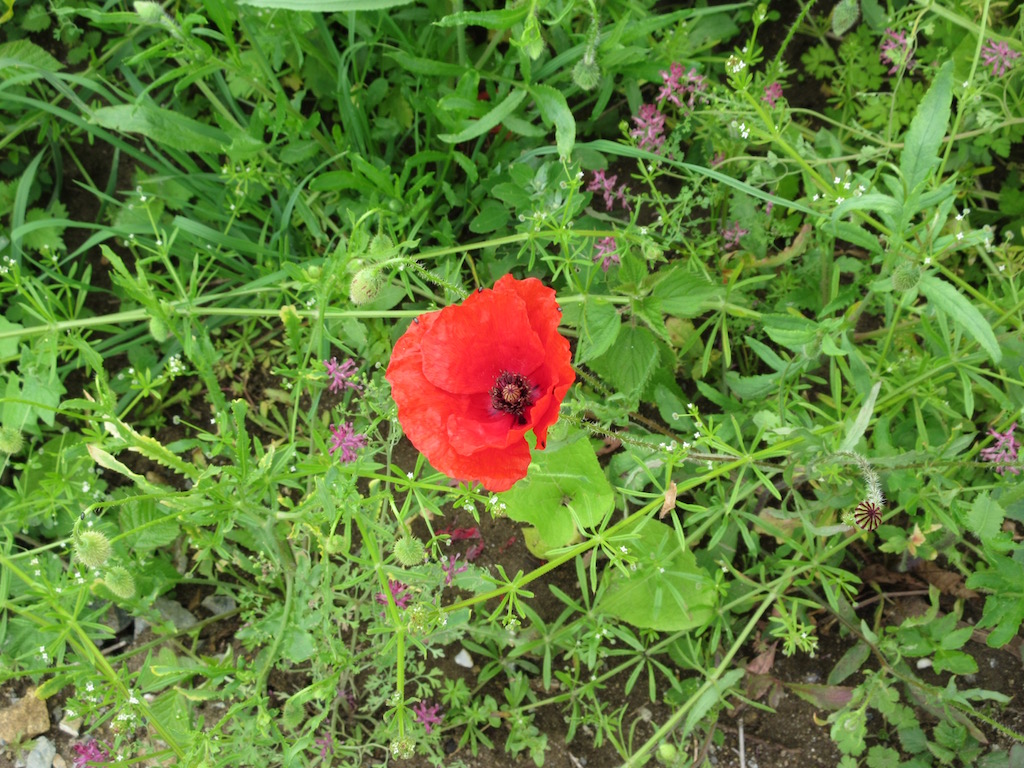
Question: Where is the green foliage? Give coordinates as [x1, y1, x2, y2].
[2, 0, 1023, 766]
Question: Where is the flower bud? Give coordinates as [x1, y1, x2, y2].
[892, 262, 921, 291]
[393, 535, 427, 566]
[74, 530, 113, 569]
[103, 566, 136, 599]
[572, 56, 601, 91]
[349, 268, 383, 305]
[0, 426, 25, 455]
[368, 233, 396, 258]
[149, 315, 169, 343]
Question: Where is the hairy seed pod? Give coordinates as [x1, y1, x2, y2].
[103, 566, 136, 599]
[393, 535, 427, 567]
[74, 530, 113, 569]
[0, 426, 25, 455]
[349, 268, 383, 305]
[572, 57, 601, 91]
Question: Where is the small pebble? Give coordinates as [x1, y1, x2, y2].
[454, 649, 473, 668]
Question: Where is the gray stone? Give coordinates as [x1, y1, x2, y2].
[25, 736, 56, 768]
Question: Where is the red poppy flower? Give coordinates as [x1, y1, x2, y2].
[385, 275, 575, 492]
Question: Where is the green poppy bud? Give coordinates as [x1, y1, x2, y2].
[572, 56, 601, 91]
[149, 315, 169, 343]
[103, 566, 136, 599]
[349, 268, 383, 305]
[0, 426, 25, 455]
[891, 262, 921, 292]
[74, 530, 113, 569]
[393, 535, 426, 566]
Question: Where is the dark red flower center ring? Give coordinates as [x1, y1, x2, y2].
[385, 275, 575, 492]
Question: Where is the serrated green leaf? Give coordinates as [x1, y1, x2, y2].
[589, 325, 660, 404]
[966, 491, 1004, 541]
[576, 299, 620, 364]
[650, 266, 724, 318]
[900, 61, 953, 192]
[469, 200, 509, 234]
[919, 273, 1001, 364]
[121, 498, 179, 552]
[762, 313, 819, 350]
[0, 40, 62, 75]
[932, 649, 978, 675]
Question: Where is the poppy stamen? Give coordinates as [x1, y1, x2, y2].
[490, 371, 534, 423]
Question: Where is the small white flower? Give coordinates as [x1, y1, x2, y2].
[834, 176, 841, 184]
[956, 232, 964, 241]
[924, 257, 932, 265]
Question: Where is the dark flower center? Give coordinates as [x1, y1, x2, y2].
[490, 371, 534, 424]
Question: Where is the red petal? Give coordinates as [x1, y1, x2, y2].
[420, 288, 545, 394]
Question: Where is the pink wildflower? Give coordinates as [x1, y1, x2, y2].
[880, 28, 915, 75]
[412, 701, 443, 734]
[762, 82, 783, 108]
[980, 40, 1020, 78]
[656, 63, 708, 112]
[72, 740, 111, 768]
[593, 237, 620, 271]
[586, 170, 632, 212]
[630, 104, 666, 151]
[979, 423, 1020, 475]
[328, 422, 367, 463]
[324, 357, 361, 393]
[442, 554, 468, 585]
[721, 222, 749, 251]
[375, 579, 412, 608]
[710, 152, 726, 167]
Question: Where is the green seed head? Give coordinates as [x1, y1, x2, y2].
[0, 426, 25, 455]
[103, 566, 136, 599]
[393, 535, 427, 567]
[74, 530, 113, 569]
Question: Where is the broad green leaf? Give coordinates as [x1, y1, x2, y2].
[828, 641, 871, 685]
[575, 299, 620, 364]
[502, 432, 614, 557]
[650, 266, 724, 318]
[918, 273, 1001, 364]
[965, 491, 1004, 542]
[762, 313, 819, 351]
[932, 649, 978, 676]
[0, 40, 63, 75]
[468, 200, 509, 233]
[121, 497, 180, 552]
[599, 518, 717, 632]
[238, 0, 413, 9]
[900, 61, 953, 192]
[531, 84, 575, 159]
[589, 324, 660, 403]
[438, 89, 527, 144]
[831, 193, 902, 228]
[0, 317, 21, 358]
[90, 104, 231, 154]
